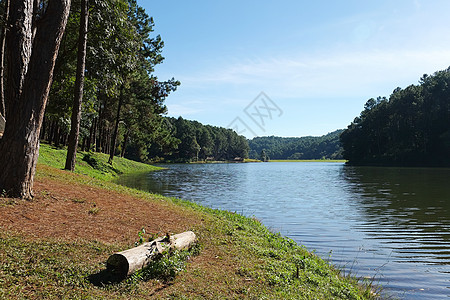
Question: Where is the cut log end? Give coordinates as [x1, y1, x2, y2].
[106, 253, 129, 278]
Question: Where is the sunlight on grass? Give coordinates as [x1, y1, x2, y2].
[0, 144, 383, 299]
[37, 143, 161, 181]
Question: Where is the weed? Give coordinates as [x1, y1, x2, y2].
[39, 189, 51, 198]
[71, 198, 86, 204]
[88, 204, 100, 215]
[0, 197, 15, 206]
[135, 249, 194, 283]
[135, 228, 146, 246]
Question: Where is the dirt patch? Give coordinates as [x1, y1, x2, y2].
[0, 170, 252, 298]
[0, 177, 201, 245]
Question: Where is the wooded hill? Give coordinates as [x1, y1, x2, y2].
[128, 117, 250, 163]
[248, 130, 344, 160]
[340, 67, 450, 166]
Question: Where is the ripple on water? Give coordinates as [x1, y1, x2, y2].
[117, 163, 450, 299]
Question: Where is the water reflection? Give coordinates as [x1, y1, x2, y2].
[341, 166, 450, 266]
[117, 163, 450, 299]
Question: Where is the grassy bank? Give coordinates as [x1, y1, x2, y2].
[0, 145, 379, 299]
[38, 143, 162, 181]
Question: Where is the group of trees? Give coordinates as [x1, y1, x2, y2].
[135, 117, 250, 163]
[340, 67, 450, 166]
[0, 0, 178, 198]
[0, 0, 72, 199]
[39, 0, 179, 167]
[248, 130, 343, 160]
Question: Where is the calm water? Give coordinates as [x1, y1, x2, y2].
[117, 162, 450, 299]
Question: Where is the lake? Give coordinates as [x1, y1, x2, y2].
[116, 162, 450, 299]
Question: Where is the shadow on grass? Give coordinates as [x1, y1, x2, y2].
[88, 269, 125, 286]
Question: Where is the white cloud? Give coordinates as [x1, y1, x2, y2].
[177, 48, 450, 101]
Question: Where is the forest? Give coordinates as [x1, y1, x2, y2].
[340, 67, 450, 166]
[20, 1, 248, 164]
[128, 117, 250, 163]
[37, 0, 180, 166]
[248, 130, 343, 160]
[0, 0, 184, 197]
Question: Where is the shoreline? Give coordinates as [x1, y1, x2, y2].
[269, 159, 347, 163]
[0, 144, 380, 299]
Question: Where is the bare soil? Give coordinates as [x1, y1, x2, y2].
[0, 167, 256, 298]
[0, 175, 200, 245]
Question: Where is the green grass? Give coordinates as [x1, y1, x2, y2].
[243, 158, 261, 162]
[166, 200, 381, 299]
[0, 207, 380, 299]
[0, 232, 121, 299]
[0, 145, 382, 299]
[38, 143, 162, 181]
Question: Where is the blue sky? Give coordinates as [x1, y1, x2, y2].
[138, 0, 450, 138]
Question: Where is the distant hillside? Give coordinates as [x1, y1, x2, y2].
[248, 130, 344, 160]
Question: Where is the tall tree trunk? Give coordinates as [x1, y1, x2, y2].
[81, 135, 86, 151]
[40, 115, 46, 140]
[91, 116, 97, 151]
[86, 117, 95, 151]
[0, 0, 71, 199]
[48, 118, 55, 144]
[0, 0, 9, 118]
[53, 121, 60, 147]
[96, 103, 103, 152]
[105, 126, 111, 154]
[120, 127, 129, 158]
[65, 0, 89, 171]
[108, 85, 124, 164]
[96, 122, 101, 152]
[63, 132, 68, 146]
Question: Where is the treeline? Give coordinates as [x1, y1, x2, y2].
[248, 130, 343, 160]
[127, 117, 250, 163]
[0, 0, 183, 198]
[33, 0, 179, 166]
[340, 67, 450, 166]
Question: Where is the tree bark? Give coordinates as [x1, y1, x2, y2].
[96, 101, 104, 153]
[120, 127, 129, 157]
[108, 84, 124, 164]
[107, 231, 197, 279]
[0, 0, 9, 118]
[0, 0, 71, 199]
[86, 116, 95, 151]
[54, 120, 61, 146]
[96, 120, 101, 152]
[40, 115, 46, 140]
[65, 0, 89, 171]
[81, 136, 87, 151]
[48, 118, 55, 143]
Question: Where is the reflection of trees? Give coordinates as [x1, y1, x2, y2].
[117, 166, 190, 195]
[340, 166, 450, 264]
[117, 164, 244, 203]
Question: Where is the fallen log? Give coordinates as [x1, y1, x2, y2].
[106, 231, 196, 279]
